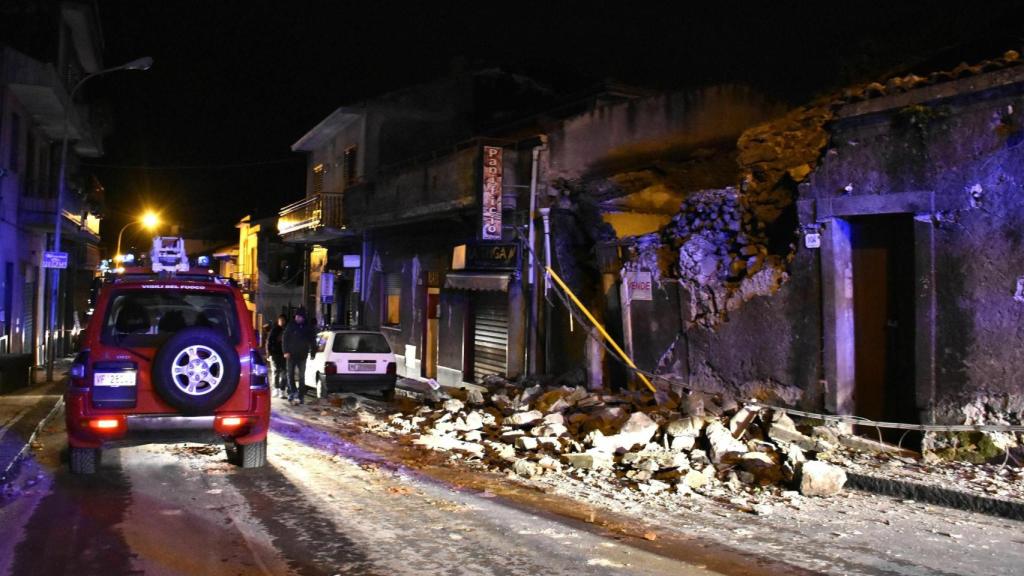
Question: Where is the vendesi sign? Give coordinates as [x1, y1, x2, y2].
[623, 270, 653, 302]
[42, 251, 69, 269]
[481, 146, 503, 240]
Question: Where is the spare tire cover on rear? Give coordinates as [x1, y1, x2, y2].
[152, 327, 241, 415]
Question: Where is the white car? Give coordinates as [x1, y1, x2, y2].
[305, 329, 397, 400]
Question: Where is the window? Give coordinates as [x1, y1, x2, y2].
[25, 131, 35, 194]
[8, 114, 20, 172]
[343, 146, 358, 186]
[333, 332, 390, 354]
[101, 290, 239, 347]
[384, 273, 401, 326]
[312, 163, 324, 195]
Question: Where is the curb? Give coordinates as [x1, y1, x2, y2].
[846, 471, 1024, 521]
[0, 396, 64, 481]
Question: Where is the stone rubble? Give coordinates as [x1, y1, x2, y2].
[377, 383, 871, 500]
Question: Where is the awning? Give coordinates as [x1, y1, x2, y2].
[444, 272, 511, 292]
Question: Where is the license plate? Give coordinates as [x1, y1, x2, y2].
[348, 362, 376, 372]
[95, 371, 136, 387]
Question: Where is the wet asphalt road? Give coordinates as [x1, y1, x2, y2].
[0, 407, 713, 576]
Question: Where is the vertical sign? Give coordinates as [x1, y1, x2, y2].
[481, 146, 503, 240]
[320, 272, 335, 303]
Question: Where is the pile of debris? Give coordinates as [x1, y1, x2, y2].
[381, 384, 849, 498]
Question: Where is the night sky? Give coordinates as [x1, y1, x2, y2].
[87, 0, 1024, 252]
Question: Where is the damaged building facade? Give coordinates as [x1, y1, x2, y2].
[805, 60, 1024, 432]
[590, 53, 1024, 439]
[281, 54, 1024, 437]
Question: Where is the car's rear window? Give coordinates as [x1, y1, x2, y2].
[101, 290, 239, 347]
[332, 332, 391, 354]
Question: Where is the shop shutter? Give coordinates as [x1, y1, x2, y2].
[22, 281, 33, 352]
[472, 294, 507, 382]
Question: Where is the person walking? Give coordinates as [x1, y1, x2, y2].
[282, 307, 316, 405]
[265, 314, 288, 398]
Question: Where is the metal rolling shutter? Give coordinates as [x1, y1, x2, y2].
[22, 281, 33, 352]
[473, 295, 508, 382]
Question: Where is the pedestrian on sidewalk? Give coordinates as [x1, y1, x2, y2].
[265, 314, 288, 398]
[282, 307, 316, 405]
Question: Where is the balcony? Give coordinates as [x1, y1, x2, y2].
[19, 195, 101, 243]
[344, 142, 485, 229]
[1, 47, 103, 157]
[277, 192, 347, 243]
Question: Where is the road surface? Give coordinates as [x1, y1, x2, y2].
[0, 408, 720, 576]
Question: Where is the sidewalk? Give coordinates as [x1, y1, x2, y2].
[0, 366, 68, 482]
[827, 446, 1024, 520]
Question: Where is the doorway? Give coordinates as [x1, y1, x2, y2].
[850, 215, 918, 440]
[422, 287, 439, 379]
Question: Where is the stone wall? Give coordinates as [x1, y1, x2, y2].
[808, 71, 1024, 424]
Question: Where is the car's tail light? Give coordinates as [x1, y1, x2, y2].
[69, 350, 90, 391]
[87, 418, 122, 432]
[249, 349, 269, 389]
[325, 361, 337, 375]
[215, 415, 251, 434]
[386, 362, 396, 376]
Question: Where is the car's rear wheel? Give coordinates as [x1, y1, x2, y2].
[237, 439, 267, 468]
[152, 328, 240, 415]
[69, 446, 99, 474]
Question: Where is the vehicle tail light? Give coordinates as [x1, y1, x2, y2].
[250, 349, 269, 389]
[88, 418, 122, 431]
[215, 415, 250, 434]
[325, 361, 337, 375]
[69, 350, 90, 389]
[386, 362, 396, 376]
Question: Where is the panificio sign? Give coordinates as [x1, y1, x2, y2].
[623, 270, 653, 302]
[42, 251, 69, 269]
[481, 146, 503, 240]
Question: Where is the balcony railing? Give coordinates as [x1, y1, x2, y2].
[277, 192, 344, 236]
[344, 144, 481, 228]
[19, 195, 101, 239]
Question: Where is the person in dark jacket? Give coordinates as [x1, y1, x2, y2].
[265, 314, 288, 398]
[282, 308, 317, 404]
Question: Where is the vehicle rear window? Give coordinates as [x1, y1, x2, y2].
[332, 333, 391, 354]
[101, 290, 239, 347]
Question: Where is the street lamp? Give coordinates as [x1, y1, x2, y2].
[47, 56, 153, 380]
[114, 211, 161, 265]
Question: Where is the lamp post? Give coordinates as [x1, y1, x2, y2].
[114, 211, 160, 267]
[47, 56, 153, 381]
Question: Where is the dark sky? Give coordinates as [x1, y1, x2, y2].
[87, 0, 1024, 251]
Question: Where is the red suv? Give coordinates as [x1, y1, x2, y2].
[66, 256, 270, 474]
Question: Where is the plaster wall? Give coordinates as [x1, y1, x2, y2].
[546, 85, 786, 184]
[808, 82, 1024, 422]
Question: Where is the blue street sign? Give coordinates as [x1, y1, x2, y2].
[42, 251, 69, 269]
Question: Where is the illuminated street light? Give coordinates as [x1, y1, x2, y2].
[47, 56, 153, 381]
[114, 211, 161, 265]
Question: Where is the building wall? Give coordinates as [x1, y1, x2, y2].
[807, 79, 1024, 423]
[0, 86, 48, 356]
[546, 85, 787, 184]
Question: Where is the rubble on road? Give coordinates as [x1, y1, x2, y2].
[368, 381, 870, 501]
[295, 386, 1022, 521]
